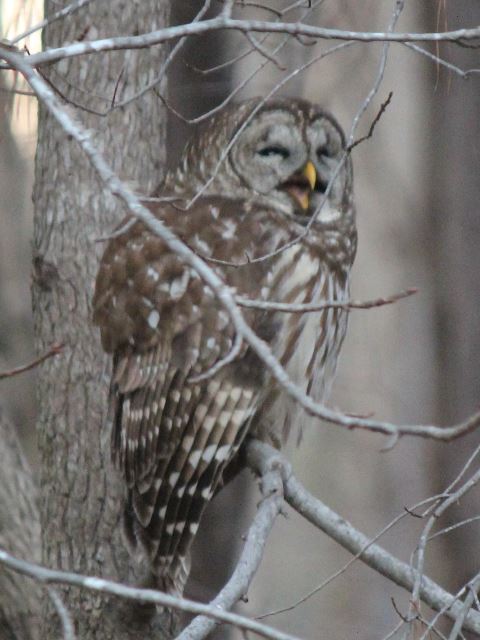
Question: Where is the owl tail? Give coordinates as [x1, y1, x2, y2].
[154, 554, 191, 597]
[123, 504, 191, 597]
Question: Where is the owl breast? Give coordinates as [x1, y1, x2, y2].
[249, 242, 350, 445]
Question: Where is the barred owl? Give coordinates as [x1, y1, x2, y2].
[93, 98, 356, 595]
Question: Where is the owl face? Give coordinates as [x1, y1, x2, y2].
[229, 101, 351, 222]
[165, 98, 352, 224]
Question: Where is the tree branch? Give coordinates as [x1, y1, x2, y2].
[2, 19, 480, 70]
[0, 548, 300, 640]
[246, 440, 480, 637]
[2, 435, 479, 637]
[0, 342, 63, 380]
[236, 287, 417, 313]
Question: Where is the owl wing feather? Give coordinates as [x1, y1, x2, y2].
[93, 196, 295, 593]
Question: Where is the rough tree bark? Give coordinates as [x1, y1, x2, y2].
[0, 412, 40, 640]
[31, 1, 172, 638]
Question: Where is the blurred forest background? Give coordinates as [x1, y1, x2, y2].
[1, 1, 479, 638]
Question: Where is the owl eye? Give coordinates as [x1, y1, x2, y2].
[316, 144, 334, 160]
[316, 133, 342, 160]
[258, 145, 290, 159]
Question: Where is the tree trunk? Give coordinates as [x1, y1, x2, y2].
[427, 1, 480, 592]
[32, 1, 172, 638]
[0, 412, 41, 640]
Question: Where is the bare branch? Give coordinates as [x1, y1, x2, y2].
[47, 588, 76, 640]
[162, 0, 324, 128]
[109, 0, 213, 113]
[409, 462, 480, 629]
[348, 91, 394, 151]
[0, 343, 64, 380]
[221, 0, 236, 19]
[427, 516, 480, 542]
[188, 332, 243, 383]
[236, 287, 417, 314]
[403, 42, 480, 78]
[0, 85, 35, 96]
[3, 19, 480, 70]
[0, 548, 300, 640]
[447, 574, 480, 640]
[244, 32, 286, 69]
[10, 0, 96, 45]
[258, 491, 445, 621]
[246, 440, 480, 636]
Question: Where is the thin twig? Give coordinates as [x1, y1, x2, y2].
[47, 588, 76, 640]
[257, 491, 444, 621]
[244, 32, 286, 69]
[236, 287, 417, 314]
[10, 0, 96, 45]
[188, 332, 244, 384]
[448, 574, 480, 640]
[403, 42, 480, 78]
[348, 91, 393, 151]
[427, 515, 480, 542]
[162, 0, 324, 128]
[0, 85, 35, 96]
[411, 465, 480, 633]
[408, 440, 480, 633]
[109, 0, 213, 113]
[0, 343, 64, 380]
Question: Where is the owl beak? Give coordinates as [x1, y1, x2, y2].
[281, 161, 317, 211]
[303, 161, 317, 192]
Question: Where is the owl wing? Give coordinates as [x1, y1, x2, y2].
[93, 196, 292, 593]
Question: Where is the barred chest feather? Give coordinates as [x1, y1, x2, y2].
[251, 242, 350, 446]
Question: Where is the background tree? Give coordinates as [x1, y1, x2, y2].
[31, 1, 172, 638]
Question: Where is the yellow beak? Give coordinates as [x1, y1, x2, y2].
[303, 161, 317, 191]
[297, 161, 317, 210]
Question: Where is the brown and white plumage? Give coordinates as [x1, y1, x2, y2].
[93, 98, 357, 594]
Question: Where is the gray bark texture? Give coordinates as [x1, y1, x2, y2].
[0, 412, 41, 640]
[31, 1, 172, 638]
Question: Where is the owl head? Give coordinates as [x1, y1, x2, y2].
[163, 98, 353, 224]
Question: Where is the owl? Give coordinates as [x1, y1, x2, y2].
[93, 98, 357, 595]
